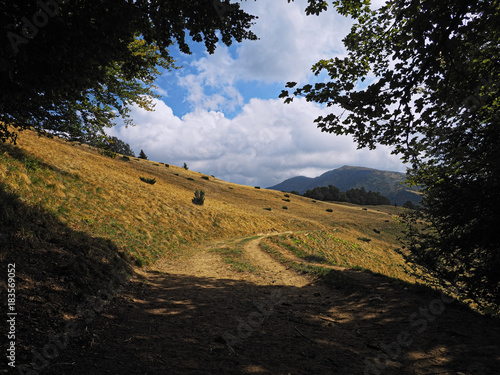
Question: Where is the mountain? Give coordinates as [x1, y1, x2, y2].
[268, 165, 421, 205]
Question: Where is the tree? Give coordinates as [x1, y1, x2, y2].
[1, 1, 257, 143]
[303, 185, 389, 205]
[281, 0, 500, 309]
[81, 134, 135, 157]
[106, 136, 135, 157]
[138, 149, 148, 160]
[402, 200, 417, 210]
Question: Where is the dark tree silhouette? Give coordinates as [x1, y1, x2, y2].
[1, 1, 257, 143]
[282, 0, 500, 309]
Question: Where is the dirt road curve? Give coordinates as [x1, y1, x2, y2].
[54, 234, 500, 375]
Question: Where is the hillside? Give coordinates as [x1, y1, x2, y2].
[1, 129, 499, 374]
[268, 165, 421, 205]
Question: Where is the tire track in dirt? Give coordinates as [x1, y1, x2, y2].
[240, 232, 311, 287]
[250, 232, 385, 288]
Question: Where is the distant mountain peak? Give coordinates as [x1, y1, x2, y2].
[268, 165, 420, 205]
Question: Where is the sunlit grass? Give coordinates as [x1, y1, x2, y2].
[261, 229, 419, 284]
[1, 129, 410, 276]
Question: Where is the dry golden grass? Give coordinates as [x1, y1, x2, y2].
[1, 129, 410, 280]
[261, 229, 417, 284]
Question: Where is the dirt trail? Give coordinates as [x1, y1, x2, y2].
[240, 232, 310, 287]
[54, 233, 500, 375]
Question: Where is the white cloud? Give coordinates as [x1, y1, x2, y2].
[175, 0, 353, 112]
[236, 0, 352, 83]
[108, 98, 405, 188]
[109, 0, 406, 188]
[177, 47, 244, 112]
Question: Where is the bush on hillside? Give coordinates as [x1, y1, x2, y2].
[100, 149, 116, 158]
[140, 177, 156, 185]
[192, 189, 205, 205]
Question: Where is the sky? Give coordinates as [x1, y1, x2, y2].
[108, 0, 404, 188]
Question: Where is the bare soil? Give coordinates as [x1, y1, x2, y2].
[46, 233, 500, 375]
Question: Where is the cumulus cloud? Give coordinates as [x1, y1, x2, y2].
[108, 98, 405, 188]
[176, 0, 353, 112]
[108, 0, 406, 187]
[236, 0, 352, 83]
[177, 47, 244, 112]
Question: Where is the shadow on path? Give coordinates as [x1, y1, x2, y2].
[55, 269, 500, 375]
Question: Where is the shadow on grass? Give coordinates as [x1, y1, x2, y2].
[303, 254, 328, 264]
[1, 136, 82, 180]
[0, 183, 133, 370]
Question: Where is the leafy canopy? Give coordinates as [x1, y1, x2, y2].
[1, 0, 257, 143]
[282, 0, 500, 309]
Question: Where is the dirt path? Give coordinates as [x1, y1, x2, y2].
[239, 232, 310, 287]
[54, 233, 500, 375]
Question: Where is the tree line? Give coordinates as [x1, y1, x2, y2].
[302, 185, 391, 205]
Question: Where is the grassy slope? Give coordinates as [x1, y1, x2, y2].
[1, 129, 410, 267]
[1, 129, 420, 363]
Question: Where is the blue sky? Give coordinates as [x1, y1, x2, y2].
[108, 0, 404, 188]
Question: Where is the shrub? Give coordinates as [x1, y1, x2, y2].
[358, 237, 372, 243]
[255, 186, 261, 189]
[138, 149, 148, 160]
[140, 177, 156, 185]
[373, 228, 381, 234]
[326, 208, 333, 212]
[100, 149, 116, 158]
[165, 164, 170, 167]
[192, 189, 205, 205]
[201, 176, 209, 181]
[183, 162, 189, 170]
[282, 206, 288, 210]
[263, 207, 272, 211]
[121, 156, 130, 161]
[284, 194, 290, 198]
[187, 177, 194, 181]
[282, 198, 290, 202]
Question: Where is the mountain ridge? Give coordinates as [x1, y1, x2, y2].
[268, 165, 421, 205]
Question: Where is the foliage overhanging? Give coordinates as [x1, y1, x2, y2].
[282, 0, 500, 310]
[0, 0, 257, 143]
